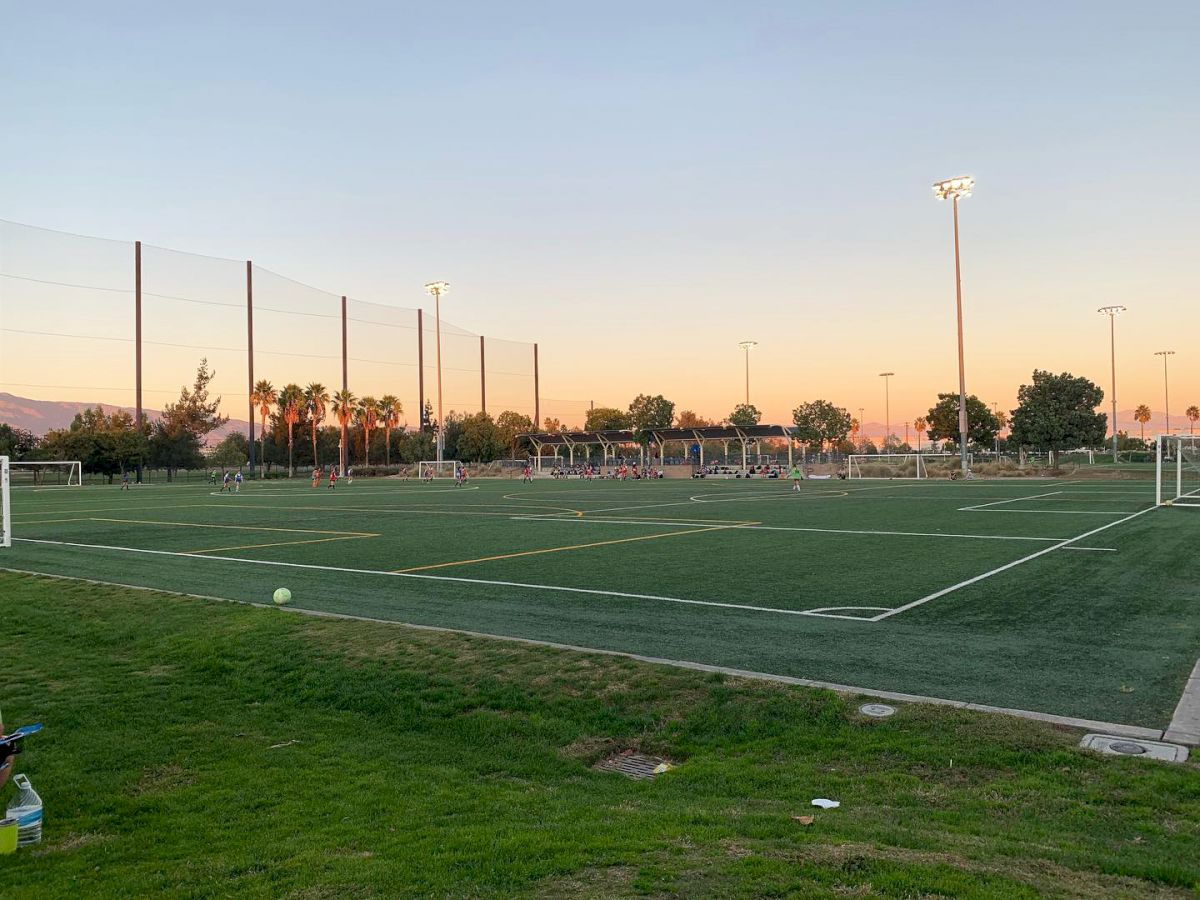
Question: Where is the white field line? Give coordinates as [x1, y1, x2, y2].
[0, 565, 1168, 742]
[959, 508, 1137, 516]
[511, 516, 1081, 543]
[870, 505, 1157, 621]
[9, 537, 870, 621]
[959, 490, 1063, 510]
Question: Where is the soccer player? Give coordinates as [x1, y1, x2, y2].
[312, 466, 321, 488]
[328, 467, 338, 489]
[121, 470, 130, 491]
[221, 471, 232, 493]
[522, 464, 532, 483]
[234, 471, 243, 493]
[788, 464, 804, 492]
[347, 466, 354, 485]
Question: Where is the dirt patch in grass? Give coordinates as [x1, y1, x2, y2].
[133, 762, 195, 796]
[32, 831, 114, 856]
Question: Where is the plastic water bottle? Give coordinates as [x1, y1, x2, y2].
[6, 774, 43, 846]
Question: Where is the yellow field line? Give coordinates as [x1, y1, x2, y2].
[86, 517, 375, 537]
[392, 524, 748, 573]
[190, 535, 378, 554]
[5, 517, 96, 525]
[10, 503, 214, 519]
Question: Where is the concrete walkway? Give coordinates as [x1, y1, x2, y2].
[1165, 658, 1200, 746]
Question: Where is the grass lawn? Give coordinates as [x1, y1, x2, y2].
[3, 475, 1199, 731]
[1, 572, 1197, 897]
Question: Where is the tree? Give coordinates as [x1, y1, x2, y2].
[1133, 405, 1152, 442]
[584, 406, 631, 431]
[924, 393, 1000, 449]
[456, 412, 504, 462]
[496, 410, 534, 457]
[150, 359, 227, 478]
[542, 417, 563, 433]
[250, 380, 276, 470]
[305, 383, 329, 469]
[791, 400, 852, 452]
[333, 389, 356, 471]
[43, 407, 147, 480]
[913, 417, 928, 453]
[421, 400, 434, 433]
[628, 394, 675, 444]
[277, 384, 304, 476]
[356, 396, 380, 465]
[1009, 370, 1107, 467]
[675, 410, 714, 429]
[0, 423, 38, 460]
[728, 404, 761, 427]
[1186, 405, 1199, 436]
[208, 431, 248, 470]
[378, 395, 402, 466]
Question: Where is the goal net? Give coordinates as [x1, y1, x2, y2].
[1156, 435, 1200, 507]
[847, 453, 954, 479]
[7, 460, 83, 487]
[418, 460, 461, 480]
[1, 457, 10, 548]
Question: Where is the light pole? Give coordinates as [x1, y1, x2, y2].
[738, 341, 757, 406]
[933, 175, 974, 475]
[879, 372, 894, 450]
[858, 407, 865, 447]
[425, 281, 450, 462]
[992, 400, 1000, 461]
[1155, 350, 1175, 436]
[1098, 305, 1126, 462]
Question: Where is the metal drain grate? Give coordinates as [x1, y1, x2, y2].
[594, 751, 674, 780]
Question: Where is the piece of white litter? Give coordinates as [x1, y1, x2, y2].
[268, 739, 301, 750]
[811, 798, 840, 809]
[652, 762, 672, 775]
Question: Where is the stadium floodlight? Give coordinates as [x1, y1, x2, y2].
[879, 372, 894, 449]
[933, 175, 975, 474]
[1097, 305, 1127, 462]
[738, 341, 757, 406]
[425, 281, 450, 462]
[1154, 350, 1175, 435]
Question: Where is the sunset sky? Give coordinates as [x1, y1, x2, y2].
[2, 2, 1198, 438]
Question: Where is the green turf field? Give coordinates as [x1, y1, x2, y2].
[3, 473, 1198, 731]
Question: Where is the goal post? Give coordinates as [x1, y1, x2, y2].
[846, 453, 954, 479]
[1, 457, 10, 548]
[7, 460, 82, 487]
[418, 460, 461, 480]
[1156, 435, 1200, 507]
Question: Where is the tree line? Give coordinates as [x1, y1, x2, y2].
[2, 364, 1197, 477]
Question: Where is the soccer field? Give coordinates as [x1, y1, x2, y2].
[4, 473, 1198, 733]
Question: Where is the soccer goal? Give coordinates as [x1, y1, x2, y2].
[418, 460, 461, 480]
[846, 453, 954, 479]
[1, 457, 11, 548]
[1156, 435, 1200, 507]
[7, 460, 82, 487]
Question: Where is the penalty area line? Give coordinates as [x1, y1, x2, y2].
[871, 504, 1155, 621]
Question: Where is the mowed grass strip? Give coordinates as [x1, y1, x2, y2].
[0, 572, 1197, 898]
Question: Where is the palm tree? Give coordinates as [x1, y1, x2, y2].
[304, 383, 329, 468]
[1134, 404, 1152, 443]
[250, 380, 276, 470]
[278, 384, 304, 477]
[1187, 405, 1199, 436]
[333, 389, 356, 473]
[378, 395, 402, 467]
[355, 396, 380, 466]
[914, 417, 928, 453]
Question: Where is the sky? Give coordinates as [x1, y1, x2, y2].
[1, 1, 1198, 437]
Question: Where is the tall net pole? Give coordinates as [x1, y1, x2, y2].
[341, 295, 348, 474]
[246, 260, 256, 476]
[952, 195, 968, 475]
[417, 309, 425, 429]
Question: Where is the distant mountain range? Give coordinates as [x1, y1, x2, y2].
[0, 392, 250, 444]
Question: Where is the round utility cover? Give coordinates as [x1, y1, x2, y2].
[1109, 741, 1147, 755]
[859, 703, 896, 718]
